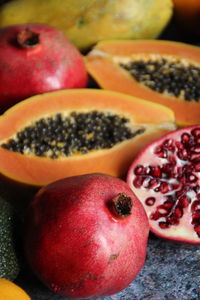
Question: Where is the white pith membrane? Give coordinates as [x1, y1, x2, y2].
[89, 49, 200, 101]
[0, 110, 174, 159]
[127, 126, 200, 243]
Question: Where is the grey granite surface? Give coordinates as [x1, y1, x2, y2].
[15, 235, 200, 300]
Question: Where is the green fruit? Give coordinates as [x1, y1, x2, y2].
[0, 0, 173, 50]
[0, 196, 19, 280]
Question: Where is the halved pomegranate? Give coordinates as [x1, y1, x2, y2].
[127, 125, 200, 244]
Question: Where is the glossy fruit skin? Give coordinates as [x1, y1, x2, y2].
[127, 125, 200, 244]
[0, 278, 31, 300]
[0, 0, 173, 51]
[0, 23, 88, 112]
[24, 173, 149, 299]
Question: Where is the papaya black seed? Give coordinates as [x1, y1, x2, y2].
[1, 111, 145, 159]
[120, 58, 200, 102]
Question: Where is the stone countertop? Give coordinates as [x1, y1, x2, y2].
[15, 235, 200, 300]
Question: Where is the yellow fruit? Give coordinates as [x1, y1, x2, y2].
[0, 0, 173, 50]
[0, 279, 31, 300]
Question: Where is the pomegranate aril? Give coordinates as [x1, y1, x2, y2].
[175, 141, 184, 150]
[191, 200, 200, 212]
[168, 155, 176, 166]
[163, 139, 175, 152]
[178, 196, 190, 208]
[177, 166, 183, 176]
[181, 133, 191, 144]
[147, 178, 160, 189]
[134, 165, 145, 175]
[163, 200, 174, 209]
[133, 176, 145, 188]
[158, 221, 170, 229]
[194, 162, 200, 172]
[190, 153, 200, 162]
[161, 163, 174, 177]
[174, 207, 183, 218]
[190, 145, 200, 153]
[177, 174, 187, 183]
[157, 205, 169, 216]
[175, 186, 189, 199]
[177, 149, 189, 161]
[182, 164, 194, 172]
[154, 146, 167, 158]
[149, 166, 161, 177]
[145, 197, 156, 206]
[150, 210, 162, 221]
[159, 182, 171, 194]
[171, 183, 181, 190]
[192, 210, 200, 222]
[194, 225, 200, 233]
[191, 127, 200, 137]
[186, 173, 198, 183]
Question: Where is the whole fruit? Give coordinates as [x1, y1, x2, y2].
[0, 278, 31, 300]
[24, 173, 149, 299]
[0, 0, 173, 51]
[127, 125, 200, 244]
[0, 23, 88, 112]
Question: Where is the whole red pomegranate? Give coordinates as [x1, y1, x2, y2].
[0, 23, 88, 111]
[24, 173, 149, 299]
[127, 125, 200, 244]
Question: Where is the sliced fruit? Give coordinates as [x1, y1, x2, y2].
[0, 89, 176, 187]
[127, 125, 200, 244]
[85, 40, 200, 126]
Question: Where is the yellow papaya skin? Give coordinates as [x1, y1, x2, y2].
[0, 279, 31, 300]
[0, 0, 173, 50]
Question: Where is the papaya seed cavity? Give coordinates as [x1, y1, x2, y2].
[1, 111, 145, 159]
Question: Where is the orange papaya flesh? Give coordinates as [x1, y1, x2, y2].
[85, 40, 200, 127]
[0, 89, 176, 187]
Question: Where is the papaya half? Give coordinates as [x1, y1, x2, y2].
[85, 40, 200, 127]
[0, 89, 176, 187]
[0, 0, 173, 51]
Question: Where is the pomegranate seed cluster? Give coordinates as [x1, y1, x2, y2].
[133, 127, 200, 237]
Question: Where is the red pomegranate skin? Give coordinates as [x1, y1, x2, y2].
[24, 173, 149, 299]
[0, 23, 88, 111]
